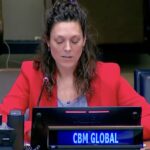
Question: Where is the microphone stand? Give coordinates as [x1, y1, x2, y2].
[37, 76, 49, 106]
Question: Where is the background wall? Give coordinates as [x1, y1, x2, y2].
[0, 0, 3, 41]
[2, 0, 44, 40]
[0, 0, 150, 87]
[80, 0, 144, 44]
[2, 0, 145, 44]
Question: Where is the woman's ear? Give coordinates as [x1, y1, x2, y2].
[83, 36, 86, 47]
[46, 39, 50, 48]
[47, 42, 50, 47]
[44, 35, 50, 47]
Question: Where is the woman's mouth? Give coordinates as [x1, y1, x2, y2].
[62, 56, 72, 59]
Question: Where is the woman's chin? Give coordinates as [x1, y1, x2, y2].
[59, 63, 76, 70]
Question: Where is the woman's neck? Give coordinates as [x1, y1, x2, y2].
[57, 66, 75, 79]
[56, 67, 79, 102]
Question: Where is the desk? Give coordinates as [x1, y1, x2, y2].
[143, 141, 150, 150]
[23, 141, 150, 150]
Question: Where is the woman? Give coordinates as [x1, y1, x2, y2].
[0, 0, 150, 143]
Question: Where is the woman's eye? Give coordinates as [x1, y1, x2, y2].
[56, 40, 64, 44]
[57, 41, 63, 44]
[72, 41, 79, 44]
[55, 39, 64, 44]
[71, 39, 80, 44]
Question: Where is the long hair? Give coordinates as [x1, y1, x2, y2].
[34, 0, 97, 96]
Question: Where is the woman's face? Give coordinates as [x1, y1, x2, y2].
[47, 21, 86, 71]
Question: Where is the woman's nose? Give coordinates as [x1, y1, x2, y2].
[64, 41, 71, 52]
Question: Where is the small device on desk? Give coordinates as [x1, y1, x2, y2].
[0, 110, 24, 150]
[7, 110, 24, 150]
[0, 124, 15, 150]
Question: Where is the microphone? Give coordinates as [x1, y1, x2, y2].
[37, 75, 49, 106]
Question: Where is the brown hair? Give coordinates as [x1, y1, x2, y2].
[34, 0, 97, 96]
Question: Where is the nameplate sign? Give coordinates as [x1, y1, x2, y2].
[47, 126, 143, 149]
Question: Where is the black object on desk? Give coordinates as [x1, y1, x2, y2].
[0, 124, 15, 150]
[31, 106, 142, 150]
[7, 110, 24, 150]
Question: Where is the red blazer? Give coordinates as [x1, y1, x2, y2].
[1, 61, 150, 142]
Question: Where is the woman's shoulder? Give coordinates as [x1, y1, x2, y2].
[21, 61, 36, 72]
[96, 61, 120, 72]
[21, 60, 34, 69]
[95, 61, 121, 80]
[20, 60, 42, 77]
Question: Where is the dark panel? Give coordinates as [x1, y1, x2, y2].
[144, 0, 150, 42]
[0, 0, 3, 42]
[79, 0, 144, 44]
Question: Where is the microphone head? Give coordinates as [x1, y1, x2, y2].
[43, 75, 49, 85]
